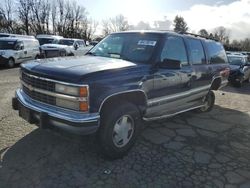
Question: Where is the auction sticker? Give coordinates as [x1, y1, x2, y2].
[138, 40, 157, 46]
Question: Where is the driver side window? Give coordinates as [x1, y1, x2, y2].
[15, 41, 24, 51]
[161, 36, 188, 66]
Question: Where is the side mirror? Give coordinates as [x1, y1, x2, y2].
[74, 44, 79, 50]
[20, 45, 24, 50]
[159, 59, 182, 69]
[86, 41, 90, 46]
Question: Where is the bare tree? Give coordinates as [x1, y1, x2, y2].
[102, 14, 129, 36]
[0, 0, 17, 32]
[85, 19, 98, 40]
[18, 0, 33, 35]
[30, 0, 51, 34]
[213, 26, 230, 44]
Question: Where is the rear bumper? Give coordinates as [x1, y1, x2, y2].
[13, 89, 100, 135]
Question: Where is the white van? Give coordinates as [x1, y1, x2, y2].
[0, 33, 35, 39]
[0, 37, 40, 68]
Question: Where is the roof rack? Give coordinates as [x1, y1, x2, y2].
[179, 32, 219, 41]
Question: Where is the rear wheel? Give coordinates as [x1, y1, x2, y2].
[197, 91, 215, 113]
[6, 58, 15, 68]
[97, 101, 141, 160]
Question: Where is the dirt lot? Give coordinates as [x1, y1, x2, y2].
[0, 66, 250, 188]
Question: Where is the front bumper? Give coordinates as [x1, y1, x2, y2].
[12, 89, 100, 135]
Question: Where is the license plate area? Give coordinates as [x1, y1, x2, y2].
[18, 103, 32, 123]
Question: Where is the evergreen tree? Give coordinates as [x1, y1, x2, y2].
[173, 15, 188, 33]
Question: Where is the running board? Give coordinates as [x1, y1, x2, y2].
[143, 105, 205, 121]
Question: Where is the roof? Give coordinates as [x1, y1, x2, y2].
[36, 34, 63, 39]
[112, 30, 218, 42]
[0, 37, 38, 42]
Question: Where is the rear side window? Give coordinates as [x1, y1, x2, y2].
[161, 36, 188, 66]
[186, 38, 206, 65]
[205, 41, 228, 64]
[77, 40, 85, 47]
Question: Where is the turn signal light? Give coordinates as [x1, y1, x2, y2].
[80, 101, 88, 112]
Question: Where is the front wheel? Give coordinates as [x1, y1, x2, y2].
[197, 91, 215, 113]
[97, 102, 141, 160]
[6, 58, 15, 68]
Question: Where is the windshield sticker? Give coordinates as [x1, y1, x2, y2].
[138, 40, 157, 46]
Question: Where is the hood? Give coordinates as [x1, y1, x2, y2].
[21, 56, 139, 83]
[41, 43, 71, 49]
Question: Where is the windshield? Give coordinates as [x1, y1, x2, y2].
[228, 56, 245, 65]
[53, 39, 74, 46]
[0, 41, 16, 50]
[89, 33, 161, 63]
[38, 38, 56, 45]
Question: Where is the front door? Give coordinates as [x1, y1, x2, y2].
[146, 35, 194, 118]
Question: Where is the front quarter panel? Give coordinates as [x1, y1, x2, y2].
[87, 65, 153, 113]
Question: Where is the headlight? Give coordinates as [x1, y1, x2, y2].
[0, 51, 5, 55]
[55, 84, 81, 96]
[55, 84, 89, 112]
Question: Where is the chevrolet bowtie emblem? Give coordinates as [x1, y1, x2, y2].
[27, 84, 34, 91]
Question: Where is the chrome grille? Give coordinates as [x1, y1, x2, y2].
[22, 72, 55, 91]
[23, 85, 56, 105]
[21, 72, 56, 105]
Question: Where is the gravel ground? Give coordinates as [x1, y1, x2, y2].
[0, 66, 250, 188]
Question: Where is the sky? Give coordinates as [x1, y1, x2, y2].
[79, 0, 250, 40]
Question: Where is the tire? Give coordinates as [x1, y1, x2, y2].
[97, 101, 141, 160]
[196, 91, 215, 113]
[234, 79, 243, 87]
[6, 58, 15, 68]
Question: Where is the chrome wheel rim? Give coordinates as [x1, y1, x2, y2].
[112, 115, 135, 148]
[8, 59, 14, 67]
[201, 100, 209, 111]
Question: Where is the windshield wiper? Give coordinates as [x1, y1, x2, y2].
[86, 51, 96, 56]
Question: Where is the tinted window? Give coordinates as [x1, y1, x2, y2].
[37, 38, 55, 45]
[77, 40, 85, 46]
[161, 36, 188, 66]
[15, 41, 24, 50]
[0, 41, 16, 50]
[56, 39, 74, 46]
[187, 38, 206, 65]
[206, 41, 228, 64]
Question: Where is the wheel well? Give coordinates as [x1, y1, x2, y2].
[210, 77, 222, 90]
[9, 57, 15, 62]
[100, 91, 147, 116]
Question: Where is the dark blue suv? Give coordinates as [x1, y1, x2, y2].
[12, 31, 230, 159]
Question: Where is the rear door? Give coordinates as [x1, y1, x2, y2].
[184, 38, 211, 99]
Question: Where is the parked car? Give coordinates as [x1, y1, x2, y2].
[0, 33, 35, 39]
[228, 54, 250, 87]
[12, 31, 230, 159]
[36, 34, 63, 46]
[89, 41, 99, 46]
[40, 38, 91, 58]
[0, 37, 40, 68]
